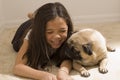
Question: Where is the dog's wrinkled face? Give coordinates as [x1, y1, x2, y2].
[67, 32, 93, 61]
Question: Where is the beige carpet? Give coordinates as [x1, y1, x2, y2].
[0, 22, 120, 80]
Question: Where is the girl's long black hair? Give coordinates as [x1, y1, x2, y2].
[23, 2, 73, 69]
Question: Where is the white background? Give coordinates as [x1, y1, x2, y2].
[0, 0, 120, 26]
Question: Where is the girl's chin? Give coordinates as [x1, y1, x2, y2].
[51, 44, 61, 49]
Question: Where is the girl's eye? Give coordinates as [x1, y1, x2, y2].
[60, 29, 67, 33]
[46, 31, 53, 34]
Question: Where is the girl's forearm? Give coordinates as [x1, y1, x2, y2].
[59, 60, 72, 74]
[13, 64, 44, 80]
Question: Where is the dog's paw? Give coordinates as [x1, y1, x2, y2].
[81, 70, 90, 77]
[99, 67, 108, 74]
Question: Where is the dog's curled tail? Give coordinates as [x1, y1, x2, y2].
[107, 46, 115, 52]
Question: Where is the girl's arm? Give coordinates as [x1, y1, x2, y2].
[13, 39, 57, 80]
[59, 60, 72, 74]
[57, 60, 73, 80]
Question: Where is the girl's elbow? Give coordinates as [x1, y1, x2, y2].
[13, 65, 18, 75]
[13, 64, 21, 76]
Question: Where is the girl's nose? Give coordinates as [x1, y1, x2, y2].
[54, 34, 61, 39]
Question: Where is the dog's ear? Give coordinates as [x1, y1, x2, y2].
[82, 43, 92, 55]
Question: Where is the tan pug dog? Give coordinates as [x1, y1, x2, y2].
[67, 28, 115, 77]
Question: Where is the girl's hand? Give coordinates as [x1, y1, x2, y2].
[40, 72, 57, 80]
[57, 69, 73, 80]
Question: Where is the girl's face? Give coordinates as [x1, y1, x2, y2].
[46, 17, 68, 49]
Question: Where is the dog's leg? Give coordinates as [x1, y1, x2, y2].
[99, 58, 108, 73]
[73, 61, 90, 77]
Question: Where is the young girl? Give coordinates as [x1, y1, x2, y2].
[12, 2, 73, 80]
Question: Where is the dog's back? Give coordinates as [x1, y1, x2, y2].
[79, 28, 107, 52]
